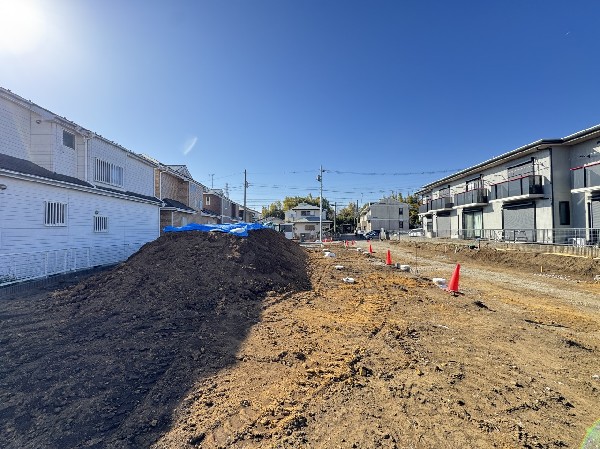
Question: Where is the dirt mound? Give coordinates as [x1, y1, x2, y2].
[0, 229, 309, 449]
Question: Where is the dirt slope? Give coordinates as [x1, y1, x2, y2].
[0, 229, 308, 449]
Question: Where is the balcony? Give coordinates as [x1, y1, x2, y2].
[571, 162, 600, 190]
[418, 197, 454, 214]
[489, 175, 544, 201]
[454, 188, 489, 207]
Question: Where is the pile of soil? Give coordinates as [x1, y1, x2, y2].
[0, 229, 309, 449]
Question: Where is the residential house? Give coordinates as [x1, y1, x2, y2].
[416, 124, 600, 245]
[0, 87, 162, 284]
[358, 197, 409, 233]
[284, 202, 332, 241]
[203, 189, 236, 224]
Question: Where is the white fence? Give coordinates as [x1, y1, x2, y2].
[0, 243, 143, 286]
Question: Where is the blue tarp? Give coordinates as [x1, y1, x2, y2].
[163, 222, 268, 237]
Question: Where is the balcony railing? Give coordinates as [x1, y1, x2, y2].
[571, 162, 600, 189]
[454, 188, 489, 207]
[489, 175, 543, 201]
[418, 197, 453, 213]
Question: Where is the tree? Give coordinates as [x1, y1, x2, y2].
[261, 201, 284, 220]
[335, 202, 358, 232]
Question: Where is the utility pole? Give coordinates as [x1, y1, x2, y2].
[243, 169, 248, 222]
[317, 165, 323, 242]
[209, 173, 215, 189]
[333, 202, 337, 237]
[356, 199, 359, 231]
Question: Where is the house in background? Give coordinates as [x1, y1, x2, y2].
[358, 197, 409, 233]
[203, 189, 240, 224]
[416, 124, 600, 245]
[0, 87, 162, 284]
[284, 202, 332, 241]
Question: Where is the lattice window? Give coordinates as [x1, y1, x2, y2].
[44, 201, 67, 226]
[94, 215, 109, 233]
[94, 158, 124, 187]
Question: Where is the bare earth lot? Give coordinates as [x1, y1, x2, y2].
[2, 232, 600, 448]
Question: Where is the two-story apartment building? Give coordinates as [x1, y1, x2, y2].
[0, 87, 162, 284]
[417, 124, 600, 245]
[358, 197, 409, 233]
[284, 202, 332, 241]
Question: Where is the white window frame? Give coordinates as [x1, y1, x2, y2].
[94, 215, 109, 233]
[44, 201, 67, 226]
[206, 196, 211, 205]
[94, 158, 124, 187]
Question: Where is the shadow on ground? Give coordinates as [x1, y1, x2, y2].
[0, 230, 309, 449]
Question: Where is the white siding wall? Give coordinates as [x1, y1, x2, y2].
[125, 154, 155, 196]
[53, 126, 78, 177]
[0, 176, 159, 280]
[0, 96, 30, 159]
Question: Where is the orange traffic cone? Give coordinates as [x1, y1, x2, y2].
[447, 263, 461, 296]
[386, 250, 392, 265]
[352, 240, 355, 246]
[345, 240, 348, 247]
[369, 244, 373, 254]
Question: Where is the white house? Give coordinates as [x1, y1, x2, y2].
[284, 202, 332, 241]
[0, 87, 162, 284]
[358, 197, 409, 233]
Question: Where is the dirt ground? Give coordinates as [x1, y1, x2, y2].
[2, 232, 600, 448]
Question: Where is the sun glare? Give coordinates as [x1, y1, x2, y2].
[0, 0, 46, 55]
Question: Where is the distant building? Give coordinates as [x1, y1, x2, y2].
[359, 198, 409, 232]
[284, 202, 332, 241]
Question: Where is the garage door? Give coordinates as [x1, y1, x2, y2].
[503, 202, 535, 242]
[436, 213, 451, 238]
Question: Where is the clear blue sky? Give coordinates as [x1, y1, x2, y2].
[1, 0, 599, 211]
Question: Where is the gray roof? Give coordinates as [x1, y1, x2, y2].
[0, 153, 93, 187]
[417, 123, 600, 193]
[162, 198, 196, 213]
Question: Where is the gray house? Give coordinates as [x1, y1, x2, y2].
[416, 124, 600, 245]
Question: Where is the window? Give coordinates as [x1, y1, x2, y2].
[205, 196, 210, 205]
[63, 130, 75, 149]
[94, 158, 124, 187]
[399, 208, 403, 216]
[399, 220, 404, 228]
[44, 201, 67, 226]
[301, 210, 313, 216]
[466, 176, 482, 191]
[559, 201, 570, 225]
[305, 225, 315, 231]
[94, 215, 109, 232]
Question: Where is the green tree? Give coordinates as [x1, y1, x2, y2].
[335, 202, 358, 233]
[261, 201, 284, 220]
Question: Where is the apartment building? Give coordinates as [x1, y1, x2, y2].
[358, 197, 409, 233]
[416, 124, 600, 245]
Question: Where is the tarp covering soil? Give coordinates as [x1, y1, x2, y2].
[0, 229, 309, 449]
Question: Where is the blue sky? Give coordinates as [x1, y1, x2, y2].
[1, 0, 599, 211]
